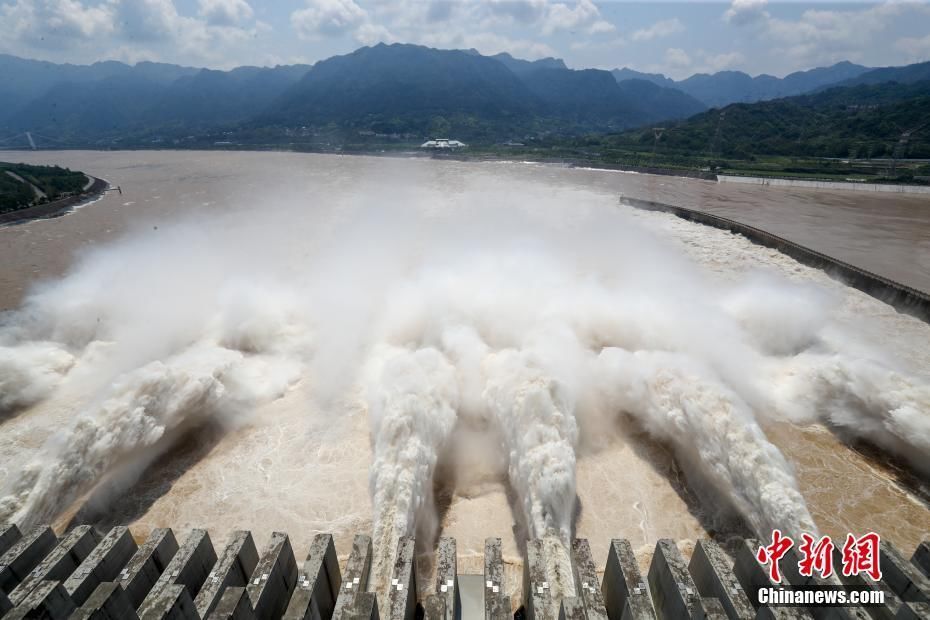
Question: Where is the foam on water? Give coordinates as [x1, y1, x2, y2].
[0, 166, 928, 610]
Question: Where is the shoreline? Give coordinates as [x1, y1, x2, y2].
[0, 175, 109, 226]
[9, 146, 930, 190]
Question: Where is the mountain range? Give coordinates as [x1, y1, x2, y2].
[613, 74, 930, 159]
[0, 44, 926, 147]
[612, 61, 873, 107]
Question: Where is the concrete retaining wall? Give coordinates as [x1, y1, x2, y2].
[0, 526, 926, 620]
[717, 175, 930, 195]
[622, 197, 930, 324]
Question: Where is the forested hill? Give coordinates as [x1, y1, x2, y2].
[1, 44, 706, 143]
[613, 79, 930, 159]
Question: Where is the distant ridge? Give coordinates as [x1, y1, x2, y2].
[2, 46, 926, 149]
[612, 61, 871, 107]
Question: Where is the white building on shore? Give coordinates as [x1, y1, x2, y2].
[420, 138, 467, 149]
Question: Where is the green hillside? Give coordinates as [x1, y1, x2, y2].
[612, 81, 930, 160]
[0, 162, 87, 214]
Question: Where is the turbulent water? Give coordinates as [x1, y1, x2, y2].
[0, 151, 928, 606]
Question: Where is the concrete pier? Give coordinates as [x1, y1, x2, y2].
[688, 539, 754, 620]
[879, 541, 930, 605]
[386, 536, 416, 620]
[0, 525, 57, 595]
[139, 583, 199, 619]
[3, 579, 75, 619]
[331, 535, 373, 620]
[731, 538, 813, 620]
[780, 547, 869, 620]
[0, 525, 927, 620]
[570, 539, 607, 620]
[197, 531, 259, 620]
[247, 532, 298, 620]
[283, 533, 340, 620]
[9, 524, 99, 606]
[694, 597, 727, 619]
[561, 596, 586, 620]
[435, 537, 458, 620]
[602, 539, 656, 620]
[211, 586, 257, 619]
[913, 542, 930, 579]
[523, 539, 555, 620]
[119, 528, 180, 608]
[64, 526, 138, 606]
[71, 580, 140, 619]
[0, 524, 21, 558]
[423, 593, 445, 620]
[349, 592, 379, 620]
[139, 529, 216, 616]
[829, 545, 916, 619]
[646, 539, 703, 619]
[484, 538, 504, 620]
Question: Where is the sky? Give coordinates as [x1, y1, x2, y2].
[1, 0, 929, 79]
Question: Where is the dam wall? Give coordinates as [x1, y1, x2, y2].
[1, 524, 928, 619]
[622, 196, 930, 324]
[717, 175, 930, 195]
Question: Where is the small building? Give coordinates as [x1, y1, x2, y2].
[420, 138, 467, 149]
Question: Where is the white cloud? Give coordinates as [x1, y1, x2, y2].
[698, 50, 744, 73]
[650, 47, 744, 78]
[0, 0, 115, 48]
[0, 0, 269, 69]
[723, 0, 769, 26]
[294, 0, 613, 56]
[764, 2, 911, 68]
[199, 0, 254, 27]
[291, 0, 369, 39]
[419, 29, 557, 60]
[895, 33, 930, 61]
[631, 18, 684, 42]
[484, 0, 549, 26]
[543, 0, 614, 35]
[664, 47, 691, 70]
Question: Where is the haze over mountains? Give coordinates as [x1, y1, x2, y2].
[0, 43, 926, 147]
[611, 61, 872, 108]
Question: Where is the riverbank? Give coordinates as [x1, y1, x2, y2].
[0, 175, 109, 226]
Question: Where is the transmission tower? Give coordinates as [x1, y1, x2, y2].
[890, 120, 928, 177]
[652, 127, 666, 155]
[707, 110, 726, 157]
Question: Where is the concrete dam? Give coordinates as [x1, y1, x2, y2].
[1, 523, 929, 620]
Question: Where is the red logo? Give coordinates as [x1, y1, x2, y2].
[798, 534, 834, 578]
[841, 533, 882, 581]
[757, 529, 794, 583]
[757, 531, 882, 583]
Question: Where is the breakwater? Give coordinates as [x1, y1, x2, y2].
[622, 196, 930, 324]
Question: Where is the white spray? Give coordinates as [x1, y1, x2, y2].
[364, 345, 458, 602]
[1, 159, 928, 596]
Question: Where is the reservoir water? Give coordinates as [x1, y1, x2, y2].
[0, 150, 927, 601]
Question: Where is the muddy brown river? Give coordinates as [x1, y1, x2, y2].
[0, 150, 927, 599]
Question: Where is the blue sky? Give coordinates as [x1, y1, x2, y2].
[2, 1, 929, 79]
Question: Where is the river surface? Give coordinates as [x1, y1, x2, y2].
[0, 150, 927, 595]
